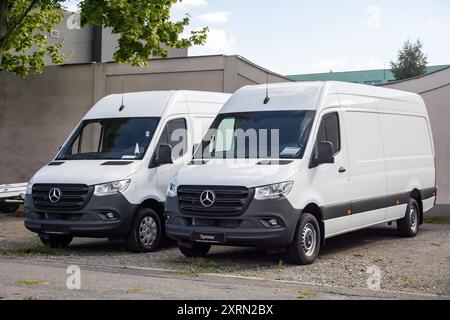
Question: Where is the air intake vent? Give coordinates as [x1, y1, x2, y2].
[177, 186, 253, 216]
[32, 184, 92, 211]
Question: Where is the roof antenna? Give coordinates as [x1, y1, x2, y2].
[119, 80, 125, 112]
[263, 71, 270, 104]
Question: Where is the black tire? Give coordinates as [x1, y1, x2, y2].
[39, 234, 73, 248]
[397, 198, 420, 237]
[287, 213, 321, 265]
[124, 207, 162, 253]
[179, 243, 211, 258]
[0, 202, 20, 213]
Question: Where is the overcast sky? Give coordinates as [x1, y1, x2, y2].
[64, 0, 450, 75]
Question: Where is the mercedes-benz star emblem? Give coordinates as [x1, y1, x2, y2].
[48, 188, 62, 203]
[200, 190, 216, 208]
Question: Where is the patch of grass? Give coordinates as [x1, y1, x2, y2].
[127, 288, 143, 294]
[296, 290, 314, 300]
[175, 258, 220, 276]
[18, 279, 49, 286]
[424, 216, 450, 224]
[1, 243, 64, 257]
[191, 257, 219, 272]
[23, 296, 40, 300]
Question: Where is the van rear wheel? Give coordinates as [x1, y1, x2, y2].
[287, 213, 321, 265]
[179, 243, 211, 258]
[397, 198, 420, 237]
[39, 234, 73, 248]
[124, 208, 162, 253]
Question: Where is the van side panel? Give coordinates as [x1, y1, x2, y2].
[186, 100, 224, 144]
[379, 112, 435, 220]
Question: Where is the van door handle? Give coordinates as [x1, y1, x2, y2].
[339, 167, 347, 173]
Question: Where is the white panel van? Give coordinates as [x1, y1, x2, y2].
[24, 91, 230, 252]
[165, 82, 436, 265]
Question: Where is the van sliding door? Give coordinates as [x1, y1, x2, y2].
[343, 97, 387, 229]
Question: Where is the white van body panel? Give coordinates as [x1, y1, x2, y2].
[173, 81, 436, 242]
[31, 160, 142, 186]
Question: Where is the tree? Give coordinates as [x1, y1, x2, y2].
[0, 0, 65, 76]
[391, 39, 428, 81]
[0, 0, 208, 77]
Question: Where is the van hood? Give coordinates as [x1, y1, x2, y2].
[175, 159, 300, 188]
[31, 160, 142, 186]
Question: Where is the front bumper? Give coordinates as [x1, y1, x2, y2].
[165, 195, 300, 248]
[24, 193, 139, 238]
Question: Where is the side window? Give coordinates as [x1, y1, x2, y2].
[316, 112, 341, 155]
[70, 122, 103, 155]
[157, 118, 188, 160]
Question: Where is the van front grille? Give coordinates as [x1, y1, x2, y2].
[32, 184, 92, 211]
[177, 186, 253, 216]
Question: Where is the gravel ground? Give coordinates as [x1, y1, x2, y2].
[1, 212, 449, 297]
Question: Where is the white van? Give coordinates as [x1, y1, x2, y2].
[165, 82, 437, 265]
[24, 91, 230, 252]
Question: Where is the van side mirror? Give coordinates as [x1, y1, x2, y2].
[151, 144, 173, 168]
[310, 141, 335, 168]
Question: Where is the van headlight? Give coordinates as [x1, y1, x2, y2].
[254, 181, 294, 200]
[94, 180, 131, 196]
[167, 183, 178, 198]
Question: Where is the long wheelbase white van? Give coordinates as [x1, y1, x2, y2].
[24, 91, 230, 252]
[166, 82, 436, 264]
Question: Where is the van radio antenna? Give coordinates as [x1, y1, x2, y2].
[263, 71, 270, 104]
[119, 80, 125, 111]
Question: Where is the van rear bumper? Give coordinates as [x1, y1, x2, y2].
[24, 193, 139, 238]
[165, 195, 301, 248]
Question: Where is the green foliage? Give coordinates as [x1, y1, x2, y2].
[79, 0, 208, 67]
[0, 0, 65, 76]
[0, 0, 208, 77]
[391, 39, 428, 81]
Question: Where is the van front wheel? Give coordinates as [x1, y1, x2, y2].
[124, 208, 162, 253]
[397, 198, 420, 237]
[287, 213, 321, 265]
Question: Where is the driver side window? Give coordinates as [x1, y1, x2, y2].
[315, 112, 341, 155]
[156, 118, 188, 161]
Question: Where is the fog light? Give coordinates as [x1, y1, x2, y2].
[105, 212, 115, 219]
[268, 219, 278, 226]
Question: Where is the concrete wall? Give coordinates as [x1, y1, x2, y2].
[47, 12, 95, 65]
[0, 55, 291, 184]
[383, 67, 450, 212]
[0, 64, 95, 183]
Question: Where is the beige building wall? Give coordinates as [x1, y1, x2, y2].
[383, 67, 450, 212]
[0, 55, 291, 184]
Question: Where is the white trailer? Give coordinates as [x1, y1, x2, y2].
[0, 183, 26, 213]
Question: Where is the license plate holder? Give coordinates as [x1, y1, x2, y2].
[191, 232, 225, 244]
[41, 224, 69, 235]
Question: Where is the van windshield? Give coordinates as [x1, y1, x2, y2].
[57, 117, 160, 160]
[195, 111, 316, 159]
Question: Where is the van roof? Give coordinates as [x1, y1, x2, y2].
[83, 90, 230, 120]
[221, 81, 425, 115]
